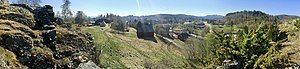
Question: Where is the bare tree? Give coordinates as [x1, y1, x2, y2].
[30, 0, 41, 6]
[75, 11, 87, 26]
[61, 0, 72, 18]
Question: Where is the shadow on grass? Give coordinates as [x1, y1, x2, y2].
[138, 36, 157, 43]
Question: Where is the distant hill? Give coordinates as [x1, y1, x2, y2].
[202, 15, 224, 20]
[123, 12, 300, 25]
[276, 14, 300, 23]
[124, 14, 200, 20]
[123, 14, 224, 24]
[220, 10, 278, 26]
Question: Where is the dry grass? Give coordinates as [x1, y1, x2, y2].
[0, 19, 40, 39]
[0, 46, 27, 69]
[279, 23, 300, 65]
[0, 5, 35, 28]
[81, 26, 191, 68]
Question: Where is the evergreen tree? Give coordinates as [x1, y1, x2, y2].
[209, 22, 288, 68]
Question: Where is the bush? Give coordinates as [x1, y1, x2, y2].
[110, 18, 128, 32]
[207, 22, 288, 68]
[293, 19, 300, 28]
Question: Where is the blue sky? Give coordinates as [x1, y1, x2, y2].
[9, 0, 300, 16]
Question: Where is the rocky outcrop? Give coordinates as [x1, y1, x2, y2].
[0, 4, 98, 69]
[0, 5, 36, 28]
[34, 5, 56, 30]
[77, 61, 100, 69]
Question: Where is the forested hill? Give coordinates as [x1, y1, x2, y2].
[219, 10, 279, 26]
[201, 15, 224, 20]
[123, 14, 224, 23]
[276, 14, 300, 23]
[123, 14, 200, 23]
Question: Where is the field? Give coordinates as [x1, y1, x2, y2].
[81, 26, 192, 68]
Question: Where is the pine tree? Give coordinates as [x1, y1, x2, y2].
[211, 22, 288, 68]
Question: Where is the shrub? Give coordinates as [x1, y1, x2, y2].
[209, 22, 288, 68]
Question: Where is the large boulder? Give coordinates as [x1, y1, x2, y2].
[34, 5, 56, 30]
[53, 29, 97, 68]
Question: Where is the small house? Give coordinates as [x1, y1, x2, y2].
[183, 21, 194, 27]
[87, 21, 95, 26]
[95, 19, 107, 27]
[173, 29, 190, 41]
[136, 22, 154, 38]
[194, 22, 206, 29]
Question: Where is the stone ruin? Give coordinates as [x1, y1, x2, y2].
[0, 4, 98, 69]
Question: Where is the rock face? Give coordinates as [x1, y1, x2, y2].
[0, 4, 98, 69]
[34, 5, 56, 30]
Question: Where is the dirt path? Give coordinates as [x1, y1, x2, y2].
[156, 34, 184, 49]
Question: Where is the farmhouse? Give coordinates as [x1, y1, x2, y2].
[136, 22, 154, 38]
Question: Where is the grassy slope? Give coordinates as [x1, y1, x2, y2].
[81, 26, 191, 68]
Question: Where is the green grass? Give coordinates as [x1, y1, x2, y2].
[81, 26, 191, 68]
[82, 26, 127, 68]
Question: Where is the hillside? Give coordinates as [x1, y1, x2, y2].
[220, 10, 278, 26]
[81, 26, 192, 68]
[276, 15, 300, 23]
[202, 15, 224, 20]
[123, 14, 223, 24]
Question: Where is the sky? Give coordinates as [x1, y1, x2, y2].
[9, 0, 300, 16]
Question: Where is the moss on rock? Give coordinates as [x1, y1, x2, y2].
[0, 4, 98, 69]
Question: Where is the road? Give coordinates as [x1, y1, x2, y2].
[156, 34, 184, 49]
